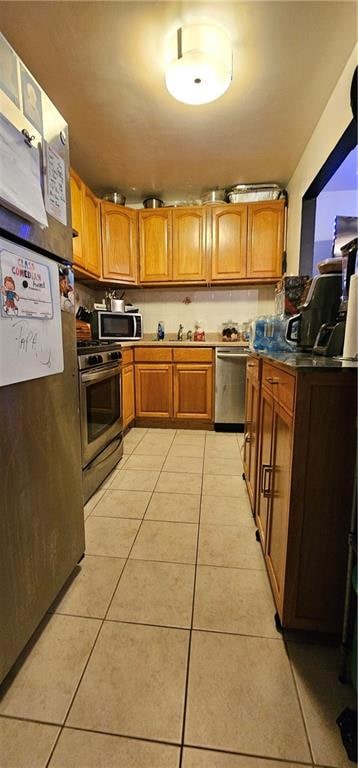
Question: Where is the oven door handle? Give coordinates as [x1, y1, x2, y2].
[81, 363, 120, 384]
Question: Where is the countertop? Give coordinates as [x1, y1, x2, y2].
[120, 340, 248, 348]
[119, 340, 357, 368]
[253, 350, 358, 371]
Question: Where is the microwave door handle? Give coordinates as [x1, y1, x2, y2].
[133, 316, 137, 338]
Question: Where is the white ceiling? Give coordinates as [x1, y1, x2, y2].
[0, 1, 356, 204]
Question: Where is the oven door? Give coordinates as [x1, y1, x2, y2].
[79, 362, 122, 467]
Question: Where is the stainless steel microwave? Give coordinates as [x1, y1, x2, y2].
[91, 311, 143, 341]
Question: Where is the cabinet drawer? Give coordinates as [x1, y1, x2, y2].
[173, 347, 213, 363]
[134, 346, 173, 362]
[262, 362, 295, 413]
[122, 348, 134, 365]
[246, 355, 260, 381]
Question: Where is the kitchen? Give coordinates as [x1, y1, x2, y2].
[0, 3, 357, 767]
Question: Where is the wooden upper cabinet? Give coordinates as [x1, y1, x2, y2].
[172, 208, 206, 282]
[247, 200, 285, 279]
[82, 186, 101, 277]
[101, 202, 137, 283]
[210, 205, 247, 281]
[70, 169, 85, 269]
[139, 209, 172, 282]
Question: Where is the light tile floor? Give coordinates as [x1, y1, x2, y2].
[0, 426, 355, 768]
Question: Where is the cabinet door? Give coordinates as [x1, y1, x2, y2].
[211, 205, 247, 281]
[247, 201, 285, 279]
[255, 387, 274, 548]
[172, 208, 206, 282]
[243, 373, 260, 510]
[82, 186, 101, 277]
[101, 203, 137, 282]
[70, 169, 85, 268]
[139, 210, 172, 282]
[173, 364, 212, 420]
[265, 405, 292, 616]
[122, 364, 135, 429]
[135, 364, 173, 418]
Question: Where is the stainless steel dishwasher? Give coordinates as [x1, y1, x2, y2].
[215, 347, 249, 429]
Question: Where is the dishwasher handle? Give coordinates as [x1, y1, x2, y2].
[216, 352, 248, 359]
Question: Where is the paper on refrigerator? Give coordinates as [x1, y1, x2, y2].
[0, 236, 63, 387]
[0, 112, 48, 228]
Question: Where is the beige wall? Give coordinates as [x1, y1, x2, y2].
[286, 44, 357, 274]
[121, 285, 275, 336]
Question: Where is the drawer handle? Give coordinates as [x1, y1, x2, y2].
[266, 377, 280, 384]
[247, 363, 256, 368]
[261, 464, 272, 498]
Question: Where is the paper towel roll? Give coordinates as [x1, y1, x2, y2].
[343, 273, 358, 359]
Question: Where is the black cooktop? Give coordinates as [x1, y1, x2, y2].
[77, 339, 107, 348]
[77, 340, 122, 354]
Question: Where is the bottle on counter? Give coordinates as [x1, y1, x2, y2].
[194, 320, 205, 342]
[157, 321, 165, 341]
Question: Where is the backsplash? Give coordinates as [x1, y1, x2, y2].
[109, 285, 276, 336]
[75, 283, 96, 312]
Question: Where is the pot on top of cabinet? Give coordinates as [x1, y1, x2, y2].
[102, 192, 126, 206]
[143, 197, 164, 208]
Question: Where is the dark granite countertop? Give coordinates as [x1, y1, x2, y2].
[253, 350, 358, 371]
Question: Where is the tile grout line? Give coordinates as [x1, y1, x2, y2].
[178, 431, 206, 768]
[47, 429, 278, 765]
[44, 427, 155, 767]
[52, 427, 179, 750]
[7, 429, 319, 767]
[236, 432, 315, 766]
[283, 632, 315, 766]
[0, 714, 319, 767]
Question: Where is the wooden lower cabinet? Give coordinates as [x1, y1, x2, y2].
[133, 346, 213, 423]
[255, 387, 274, 550]
[122, 364, 135, 429]
[264, 404, 292, 617]
[243, 356, 261, 511]
[174, 364, 212, 420]
[135, 364, 173, 418]
[121, 350, 135, 430]
[254, 359, 356, 632]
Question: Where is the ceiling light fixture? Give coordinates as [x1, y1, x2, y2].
[165, 24, 232, 106]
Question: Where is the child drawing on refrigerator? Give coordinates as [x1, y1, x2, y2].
[1, 276, 19, 314]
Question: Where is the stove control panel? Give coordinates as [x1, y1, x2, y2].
[78, 344, 122, 371]
[88, 354, 103, 366]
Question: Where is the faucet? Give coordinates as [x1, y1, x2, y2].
[177, 323, 184, 341]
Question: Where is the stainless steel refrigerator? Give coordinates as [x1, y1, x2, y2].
[0, 33, 84, 683]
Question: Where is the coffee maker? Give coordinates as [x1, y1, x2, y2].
[313, 238, 357, 356]
[286, 273, 342, 350]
